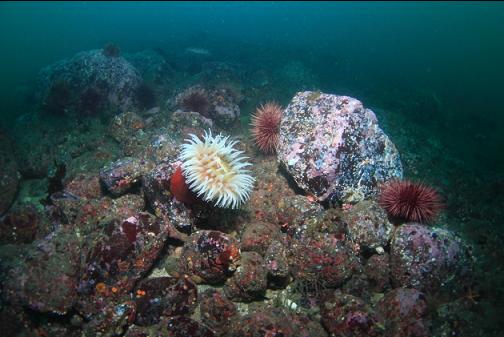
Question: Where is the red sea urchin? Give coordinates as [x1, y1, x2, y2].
[378, 180, 442, 224]
[251, 102, 283, 153]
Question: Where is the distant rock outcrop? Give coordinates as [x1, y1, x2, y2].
[36, 49, 142, 116]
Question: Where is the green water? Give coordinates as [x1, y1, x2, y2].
[1, 1, 503, 173]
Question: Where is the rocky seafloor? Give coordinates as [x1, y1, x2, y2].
[0, 46, 503, 337]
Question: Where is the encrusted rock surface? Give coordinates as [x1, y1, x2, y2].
[99, 157, 151, 196]
[134, 276, 197, 326]
[320, 291, 383, 337]
[342, 200, 393, 252]
[376, 287, 429, 337]
[199, 289, 237, 334]
[277, 91, 403, 203]
[3, 228, 81, 314]
[390, 223, 474, 294]
[77, 212, 170, 318]
[174, 85, 240, 126]
[178, 230, 240, 284]
[36, 49, 142, 116]
[224, 251, 268, 301]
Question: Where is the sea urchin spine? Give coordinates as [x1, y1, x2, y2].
[179, 130, 255, 209]
[378, 179, 442, 224]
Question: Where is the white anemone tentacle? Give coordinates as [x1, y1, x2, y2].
[179, 130, 255, 209]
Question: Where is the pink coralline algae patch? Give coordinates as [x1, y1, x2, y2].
[277, 91, 403, 204]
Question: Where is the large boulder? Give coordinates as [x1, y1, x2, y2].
[277, 91, 402, 203]
[36, 49, 142, 116]
[390, 223, 474, 294]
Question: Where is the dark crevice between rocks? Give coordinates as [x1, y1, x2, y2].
[40, 161, 67, 207]
[277, 163, 306, 196]
[22, 306, 84, 334]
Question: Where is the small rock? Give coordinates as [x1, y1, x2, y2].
[390, 223, 474, 294]
[99, 157, 149, 196]
[64, 173, 102, 199]
[0, 205, 39, 244]
[289, 233, 360, 290]
[165, 316, 216, 337]
[134, 276, 197, 326]
[265, 241, 290, 287]
[224, 251, 268, 301]
[179, 230, 240, 284]
[3, 228, 81, 314]
[320, 291, 383, 337]
[230, 308, 295, 337]
[108, 111, 148, 156]
[377, 287, 429, 337]
[364, 254, 391, 293]
[199, 289, 237, 334]
[342, 200, 393, 252]
[240, 221, 282, 255]
[77, 212, 169, 318]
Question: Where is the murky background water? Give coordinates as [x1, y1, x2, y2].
[1, 2, 503, 172]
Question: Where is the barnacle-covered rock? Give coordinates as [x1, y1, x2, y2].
[83, 300, 137, 337]
[246, 160, 296, 224]
[142, 161, 194, 234]
[77, 213, 169, 318]
[265, 240, 290, 287]
[377, 287, 429, 337]
[125, 316, 216, 337]
[168, 110, 214, 140]
[229, 307, 326, 337]
[199, 289, 237, 334]
[174, 85, 240, 126]
[277, 91, 403, 203]
[240, 220, 282, 255]
[99, 157, 151, 196]
[289, 233, 360, 291]
[364, 253, 391, 292]
[134, 276, 197, 326]
[390, 223, 474, 294]
[164, 316, 216, 337]
[320, 291, 384, 337]
[224, 251, 268, 301]
[230, 308, 295, 337]
[2, 228, 82, 314]
[179, 230, 240, 284]
[64, 173, 102, 200]
[109, 111, 148, 156]
[49, 193, 144, 234]
[342, 200, 393, 252]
